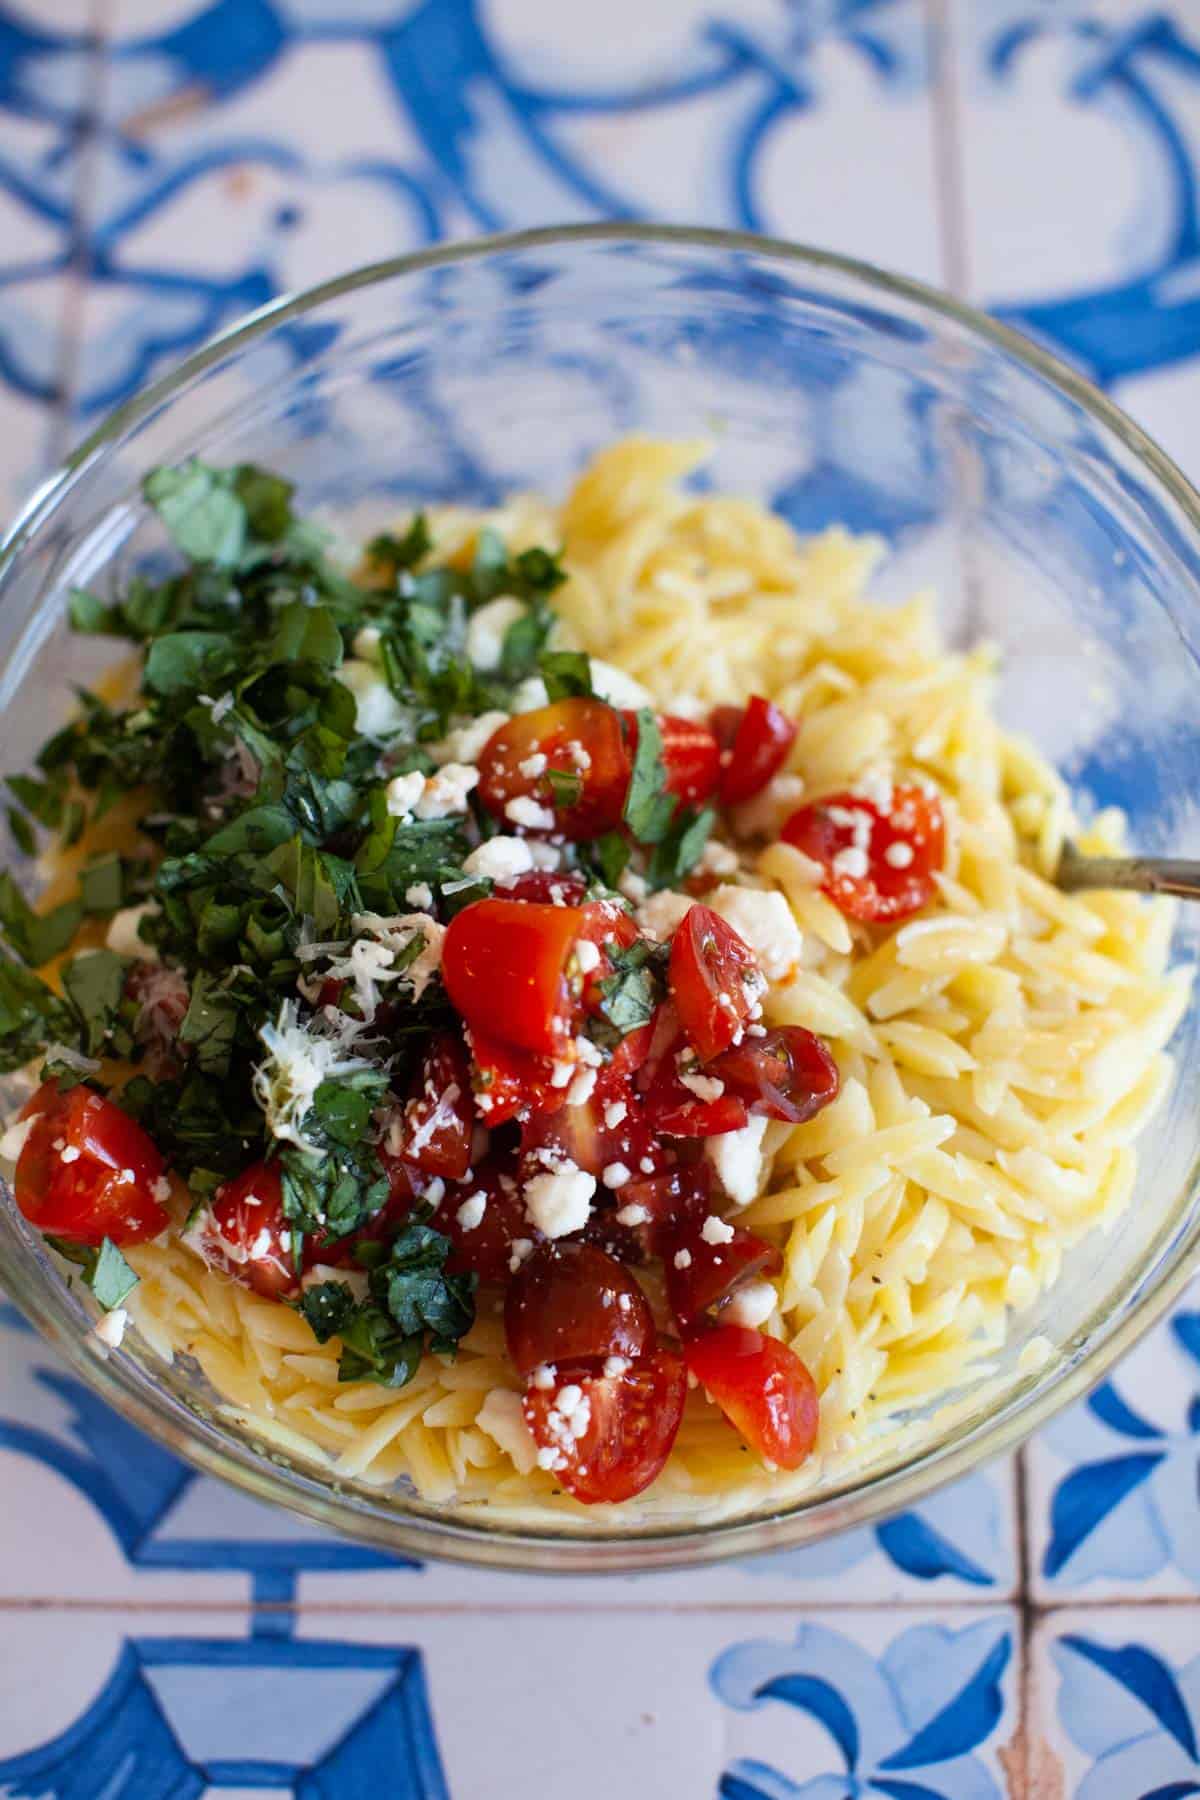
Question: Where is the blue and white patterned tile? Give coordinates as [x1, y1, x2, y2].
[1027, 1298, 1200, 1601]
[0, 1608, 451, 1797]
[1033, 1606, 1200, 1798]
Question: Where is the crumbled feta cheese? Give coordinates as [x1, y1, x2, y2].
[508, 1237, 534, 1273]
[832, 845, 869, 879]
[565, 738, 591, 772]
[700, 1213, 735, 1245]
[385, 769, 426, 819]
[550, 1059, 575, 1088]
[405, 882, 434, 910]
[574, 938, 601, 975]
[673, 1248, 693, 1270]
[466, 595, 527, 670]
[536, 1444, 567, 1472]
[697, 839, 740, 877]
[885, 840, 915, 868]
[527, 839, 564, 871]
[723, 1278, 777, 1329]
[531, 1363, 557, 1390]
[0, 1113, 36, 1162]
[603, 1099, 627, 1130]
[152, 1174, 172, 1203]
[705, 1113, 770, 1208]
[731, 771, 806, 839]
[524, 1163, 596, 1237]
[60, 1146, 81, 1164]
[462, 835, 535, 887]
[708, 885, 803, 981]
[475, 1387, 538, 1474]
[618, 869, 649, 903]
[416, 762, 479, 819]
[855, 765, 895, 813]
[92, 1307, 128, 1350]
[602, 1162, 632, 1189]
[566, 1066, 597, 1108]
[340, 658, 411, 740]
[456, 1191, 488, 1232]
[511, 676, 550, 713]
[428, 710, 510, 766]
[636, 889, 694, 941]
[615, 1202, 648, 1226]
[106, 901, 160, 961]
[574, 1037, 603, 1067]
[677, 1067, 725, 1103]
[518, 752, 548, 780]
[603, 1355, 630, 1377]
[506, 794, 556, 831]
[588, 658, 652, 709]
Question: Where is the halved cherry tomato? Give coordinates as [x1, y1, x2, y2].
[502, 871, 589, 907]
[523, 1346, 687, 1503]
[685, 1326, 818, 1470]
[197, 1160, 298, 1299]
[395, 1031, 474, 1179]
[431, 1154, 531, 1283]
[443, 898, 584, 1055]
[711, 696, 797, 806]
[609, 1161, 712, 1258]
[668, 903, 762, 1062]
[477, 698, 630, 839]
[781, 785, 945, 923]
[522, 1065, 665, 1181]
[636, 1003, 750, 1137]
[15, 1081, 168, 1246]
[621, 712, 721, 807]
[665, 1221, 782, 1334]
[467, 1024, 567, 1126]
[708, 1026, 840, 1124]
[504, 1240, 655, 1375]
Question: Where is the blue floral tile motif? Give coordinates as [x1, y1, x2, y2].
[746, 1468, 1013, 1592]
[0, 1634, 449, 1798]
[1035, 1310, 1200, 1591]
[1051, 1627, 1200, 1799]
[710, 1616, 1012, 1797]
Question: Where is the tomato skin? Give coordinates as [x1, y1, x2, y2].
[522, 1065, 666, 1181]
[467, 1024, 567, 1126]
[502, 871, 589, 907]
[396, 1031, 475, 1179]
[665, 1222, 782, 1334]
[198, 1161, 298, 1299]
[15, 1082, 168, 1247]
[708, 1027, 840, 1124]
[636, 1005, 750, 1137]
[443, 898, 584, 1055]
[523, 1346, 687, 1503]
[431, 1154, 531, 1283]
[713, 696, 797, 806]
[504, 1240, 655, 1375]
[781, 785, 945, 923]
[609, 1161, 712, 1258]
[685, 1326, 818, 1470]
[476, 699, 630, 840]
[668, 903, 763, 1062]
[622, 712, 721, 807]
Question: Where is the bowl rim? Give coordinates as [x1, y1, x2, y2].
[2, 220, 1200, 1573]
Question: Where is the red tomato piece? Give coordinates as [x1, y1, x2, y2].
[636, 1004, 749, 1136]
[198, 1161, 298, 1299]
[781, 785, 945, 923]
[522, 1346, 687, 1503]
[504, 1240, 655, 1375]
[621, 712, 721, 807]
[708, 1026, 840, 1124]
[431, 1154, 531, 1283]
[396, 1031, 475, 1179]
[466, 1024, 567, 1127]
[712, 696, 797, 806]
[668, 903, 763, 1062]
[476, 698, 631, 840]
[443, 898, 584, 1055]
[607, 1161, 712, 1259]
[665, 1222, 782, 1334]
[521, 1064, 666, 1181]
[686, 1326, 818, 1469]
[501, 871, 589, 906]
[15, 1081, 168, 1247]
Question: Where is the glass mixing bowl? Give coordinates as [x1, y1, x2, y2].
[1, 225, 1199, 1572]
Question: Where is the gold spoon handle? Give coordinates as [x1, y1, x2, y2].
[1057, 841, 1200, 901]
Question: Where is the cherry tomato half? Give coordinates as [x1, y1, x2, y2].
[443, 898, 584, 1056]
[198, 1161, 298, 1299]
[665, 1221, 782, 1334]
[396, 1031, 475, 1179]
[15, 1081, 168, 1247]
[609, 1161, 712, 1259]
[622, 712, 721, 808]
[668, 903, 763, 1062]
[711, 696, 797, 807]
[467, 1024, 567, 1127]
[685, 1326, 818, 1470]
[504, 1239, 655, 1375]
[477, 698, 630, 840]
[502, 871, 589, 907]
[431, 1153, 531, 1283]
[781, 785, 945, 923]
[523, 1346, 687, 1503]
[708, 1026, 840, 1124]
[521, 1065, 665, 1181]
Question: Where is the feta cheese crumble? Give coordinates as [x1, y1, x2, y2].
[505, 794, 556, 831]
[466, 595, 526, 671]
[722, 1278, 777, 1329]
[523, 1163, 596, 1237]
[700, 1213, 735, 1245]
[462, 835, 535, 884]
[705, 1113, 770, 1208]
[708, 884, 803, 981]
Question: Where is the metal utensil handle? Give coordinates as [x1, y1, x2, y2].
[1057, 842, 1200, 901]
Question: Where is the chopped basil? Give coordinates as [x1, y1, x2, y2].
[539, 649, 593, 701]
[47, 1234, 139, 1312]
[545, 767, 584, 808]
[592, 937, 669, 1047]
[178, 974, 240, 1077]
[647, 804, 716, 891]
[78, 853, 126, 916]
[61, 950, 128, 1057]
[622, 707, 676, 845]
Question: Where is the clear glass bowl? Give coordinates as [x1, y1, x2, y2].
[2, 224, 1199, 1572]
